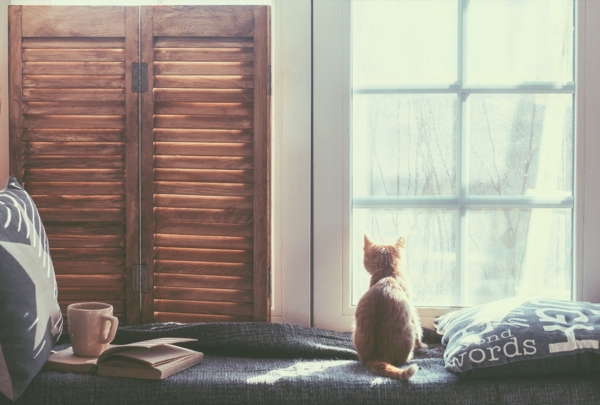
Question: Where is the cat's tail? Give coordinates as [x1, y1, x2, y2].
[365, 361, 418, 381]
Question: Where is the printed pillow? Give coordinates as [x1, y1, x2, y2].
[0, 177, 63, 401]
[434, 297, 600, 379]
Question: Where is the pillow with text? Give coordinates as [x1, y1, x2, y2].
[434, 297, 600, 378]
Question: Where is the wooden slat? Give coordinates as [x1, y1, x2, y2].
[25, 156, 125, 169]
[9, 6, 24, 183]
[39, 208, 125, 222]
[22, 37, 125, 49]
[23, 88, 125, 102]
[154, 103, 254, 117]
[23, 76, 125, 89]
[22, 6, 125, 38]
[22, 49, 125, 62]
[155, 260, 253, 276]
[25, 142, 125, 156]
[154, 312, 252, 323]
[154, 168, 253, 183]
[154, 208, 253, 224]
[253, 6, 271, 321]
[154, 274, 252, 290]
[154, 115, 252, 130]
[48, 234, 125, 248]
[155, 37, 253, 48]
[154, 300, 253, 316]
[25, 168, 124, 182]
[23, 129, 124, 142]
[53, 262, 125, 275]
[154, 155, 252, 170]
[155, 247, 252, 263]
[154, 61, 253, 75]
[60, 301, 125, 315]
[155, 88, 253, 103]
[154, 48, 253, 62]
[155, 234, 252, 250]
[56, 274, 125, 288]
[23, 115, 125, 129]
[154, 221, 253, 237]
[152, 6, 254, 37]
[154, 194, 253, 209]
[154, 181, 254, 197]
[44, 222, 125, 235]
[26, 182, 125, 195]
[23, 62, 125, 75]
[33, 195, 125, 209]
[23, 102, 125, 116]
[154, 76, 255, 92]
[154, 142, 253, 157]
[59, 288, 126, 300]
[154, 286, 253, 302]
[50, 247, 125, 262]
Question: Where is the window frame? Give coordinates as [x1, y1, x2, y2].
[312, 0, 600, 332]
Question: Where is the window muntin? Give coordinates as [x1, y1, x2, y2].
[351, 0, 575, 307]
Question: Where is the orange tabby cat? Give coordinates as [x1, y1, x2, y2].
[353, 235, 425, 381]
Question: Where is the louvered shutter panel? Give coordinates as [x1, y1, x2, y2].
[140, 6, 271, 323]
[8, 6, 140, 323]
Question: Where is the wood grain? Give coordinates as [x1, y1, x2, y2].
[33, 195, 125, 209]
[252, 6, 271, 321]
[58, 288, 126, 301]
[152, 6, 254, 37]
[23, 102, 125, 116]
[23, 115, 125, 129]
[44, 222, 125, 235]
[154, 286, 253, 302]
[154, 274, 252, 290]
[48, 234, 125, 248]
[154, 115, 253, 130]
[155, 88, 253, 103]
[155, 37, 253, 48]
[154, 75, 254, 89]
[154, 142, 253, 157]
[50, 247, 125, 262]
[56, 274, 125, 288]
[154, 208, 253, 225]
[22, 49, 124, 62]
[154, 48, 253, 62]
[154, 234, 253, 250]
[154, 103, 254, 117]
[154, 155, 252, 170]
[155, 222, 253, 237]
[23, 89, 125, 102]
[154, 181, 254, 197]
[154, 312, 252, 323]
[23, 62, 125, 75]
[154, 299, 253, 316]
[22, 37, 124, 49]
[25, 156, 125, 169]
[23, 76, 125, 89]
[25, 142, 125, 156]
[154, 194, 253, 209]
[23, 129, 125, 142]
[26, 182, 125, 195]
[53, 262, 125, 275]
[24, 168, 124, 182]
[38, 208, 125, 222]
[154, 168, 253, 183]
[22, 6, 125, 38]
[155, 260, 253, 276]
[154, 61, 253, 76]
[9, 6, 24, 182]
[155, 247, 252, 263]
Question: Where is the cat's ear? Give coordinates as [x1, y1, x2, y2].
[364, 234, 373, 249]
[395, 236, 406, 249]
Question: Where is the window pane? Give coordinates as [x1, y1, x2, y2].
[352, 0, 457, 86]
[466, 0, 574, 84]
[466, 209, 572, 306]
[468, 94, 573, 196]
[353, 95, 457, 197]
[352, 209, 457, 306]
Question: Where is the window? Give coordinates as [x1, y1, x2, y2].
[313, 0, 600, 331]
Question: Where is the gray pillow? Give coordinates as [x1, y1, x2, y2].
[0, 177, 63, 401]
[434, 297, 600, 379]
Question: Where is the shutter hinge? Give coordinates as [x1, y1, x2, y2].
[132, 264, 149, 293]
[131, 62, 148, 93]
[267, 65, 271, 96]
[268, 267, 272, 298]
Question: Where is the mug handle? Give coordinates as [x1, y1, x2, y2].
[99, 314, 119, 344]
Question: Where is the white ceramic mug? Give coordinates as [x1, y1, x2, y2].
[67, 302, 119, 357]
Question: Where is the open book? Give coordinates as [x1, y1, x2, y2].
[44, 337, 204, 380]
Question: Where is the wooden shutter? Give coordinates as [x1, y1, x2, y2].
[8, 6, 140, 324]
[139, 6, 271, 323]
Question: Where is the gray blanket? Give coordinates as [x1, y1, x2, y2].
[3, 323, 600, 405]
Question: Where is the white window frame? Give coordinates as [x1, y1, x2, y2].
[313, 0, 600, 332]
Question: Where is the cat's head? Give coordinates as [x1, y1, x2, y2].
[363, 235, 405, 276]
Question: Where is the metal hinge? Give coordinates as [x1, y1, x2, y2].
[131, 62, 148, 93]
[132, 264, 149, 293]
[267, 65, 271, 96]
